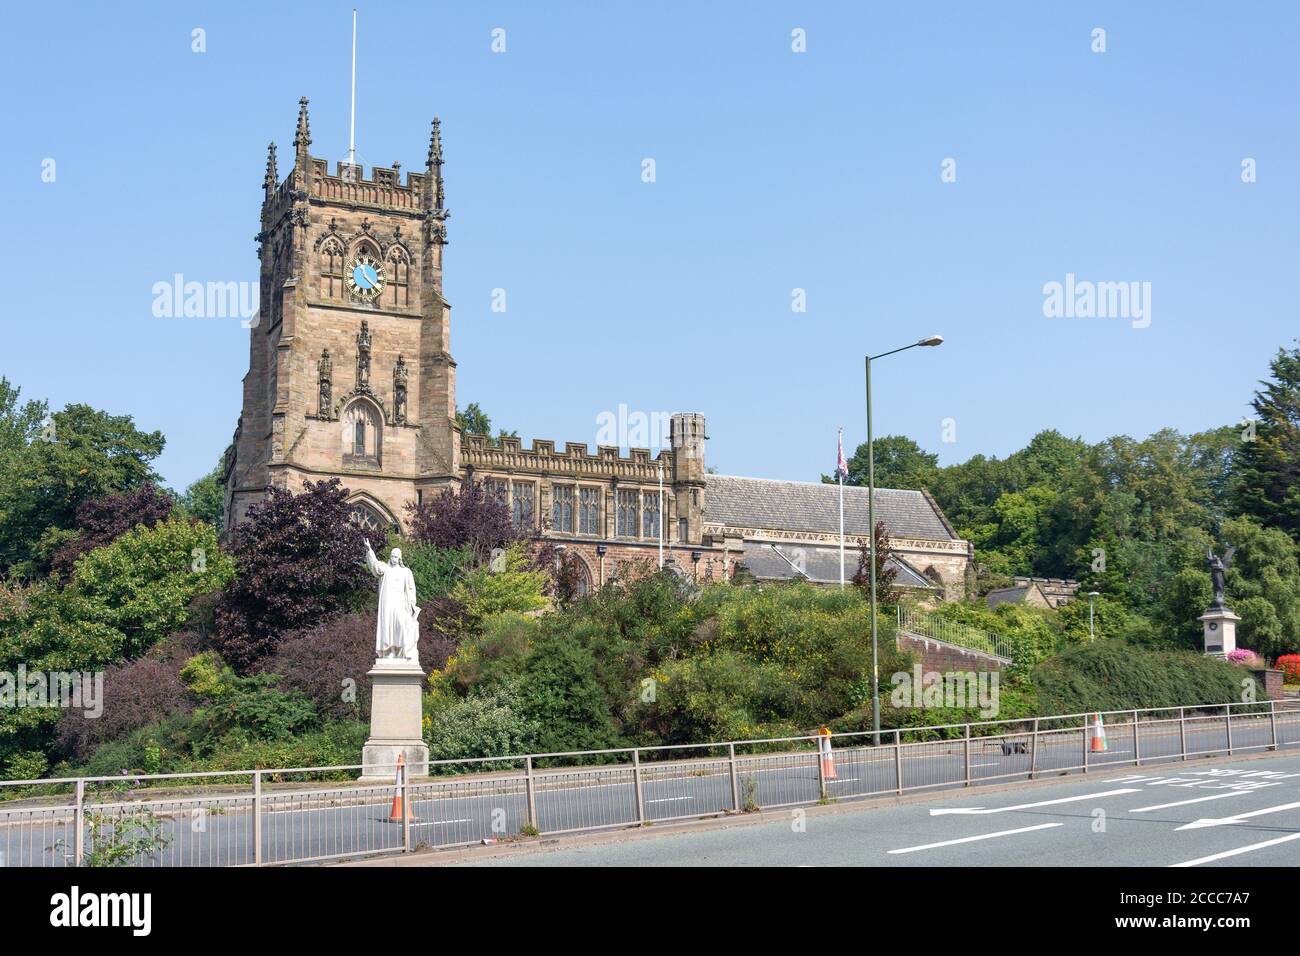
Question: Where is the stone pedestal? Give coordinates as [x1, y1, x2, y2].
[359, 658, 429, 782]
[1198, 607, 1241, 659]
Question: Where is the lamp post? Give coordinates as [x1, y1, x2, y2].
[1088, 591, 1100, 641]
[867, 335, 944, 745]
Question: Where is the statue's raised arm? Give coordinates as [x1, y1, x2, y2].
[363, 538, 386, 577]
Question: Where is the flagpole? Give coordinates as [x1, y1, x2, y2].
[348, 9, 358, 167]
[658, 459, 665, 569]
[838, 427, 845, 589]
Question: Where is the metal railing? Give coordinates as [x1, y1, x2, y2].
[1, 698, 1297, 867]
[896, 604, 1014, 662]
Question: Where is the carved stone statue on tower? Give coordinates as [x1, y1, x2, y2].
[356, 320, 372, 391]
[317, 349, 332, 418]
[393, 354, 408, 424]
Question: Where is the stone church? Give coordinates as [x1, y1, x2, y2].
[222, 101, 971, 597]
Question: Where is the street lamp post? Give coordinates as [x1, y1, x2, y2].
[867, 335, 944, 745]
[1088, 591, 1100, 641]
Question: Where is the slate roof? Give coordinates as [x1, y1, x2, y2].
[704, 475, 959, 542]
[738, 542, 938, 589]
[985, 585, 1032, 608]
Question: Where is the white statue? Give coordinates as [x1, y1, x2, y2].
[363, 539, 421, 664]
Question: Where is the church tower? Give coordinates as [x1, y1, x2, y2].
[222, 99, 460, 534]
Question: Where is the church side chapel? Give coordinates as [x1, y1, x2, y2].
[222, 100, 972, 599]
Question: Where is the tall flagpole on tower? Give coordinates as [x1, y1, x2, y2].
[658, 459, 665, 569]
[838, 427, 847, 589]
[348, 9, 358, 167]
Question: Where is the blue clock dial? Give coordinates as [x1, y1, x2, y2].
[352, 263, 378, 289]
[346, 256, 386, 301]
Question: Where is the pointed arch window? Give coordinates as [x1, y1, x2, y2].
[552, 485, 575, 533]
[348, 500, 393, 536]
[320, 238, 345, 298]
[387, 247, 411, 307]
[617, 489, 639, 538]
[642, 491, 661, 540]
[579, 487, 601, 535]
[342, 399, 382, 468]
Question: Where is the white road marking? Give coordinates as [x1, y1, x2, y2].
[646, 796, 693, 804]
[411, 818, 474, 827]
[1171, 831, 1300, 867]
[1131, 792, 1253, 813]
[929, 788, 1141, 816]
[888, 823, 1063, 854]
[1176, 797, 1300, 831]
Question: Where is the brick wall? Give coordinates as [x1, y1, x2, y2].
[1251, 668, 1284, 701]
[896, 631, 1007, 674]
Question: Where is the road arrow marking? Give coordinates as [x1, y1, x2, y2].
[929, 788, 1141, 816]
[889, 823, 1063, 854]
[1176, 797, 1300, 831]
[1131, 792, 1254, 813]
[1171, 831, 1300, 867]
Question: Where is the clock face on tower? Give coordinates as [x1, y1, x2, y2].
[347, 255, 386, 302]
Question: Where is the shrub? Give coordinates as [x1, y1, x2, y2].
[635, 650, 800, 744]
[182, 721, 369, 776]
[55, 632, 201, 760]
[256, 610, 455, 721]
[514, 629, 622, 755]
[214, 479, 371, 671]
[187, 673, 318, 755]
[438, 611, 540, 695]
[449, 543, 549, 625]
[75, 718, 370, 778]
[3, 750, 50, 781]
[423, 687, 538, 771]
[392, 539, 473, 602]
[1226, 648, 1265, 668]
[1032, 640, 1254, 714]
[1277, 654, 1300, 684]
[709, 582, 909, 724]
[257, 613, 376, 721]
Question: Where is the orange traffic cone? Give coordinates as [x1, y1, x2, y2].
[818, 726, 837, 780]
[1089, 713, 1108, 753]
[388, 753, 416, 822]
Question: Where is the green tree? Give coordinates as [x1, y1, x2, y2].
[0, 377, 47, 460]
[71, 516, 235, 659]
[1236, 343, 1300, 537]
[449, 543, 549, 625]
[829, 435, 939, 490]
[455, 402, 516, 446]
[0, 402, 165, 577]
[1218, 515, 1300, 658]
[179, 458, 226, 532]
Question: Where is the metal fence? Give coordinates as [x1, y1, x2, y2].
[896, 604, 1014, 662]
[2, 698, 1297, 867]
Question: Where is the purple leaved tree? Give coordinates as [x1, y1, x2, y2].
[214, 479, 370, 672]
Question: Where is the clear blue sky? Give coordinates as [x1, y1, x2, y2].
[3, 1, 1298, 491]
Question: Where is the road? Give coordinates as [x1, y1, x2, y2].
[462, 751, 1300, 867]
[1, 710, 1296, 866]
